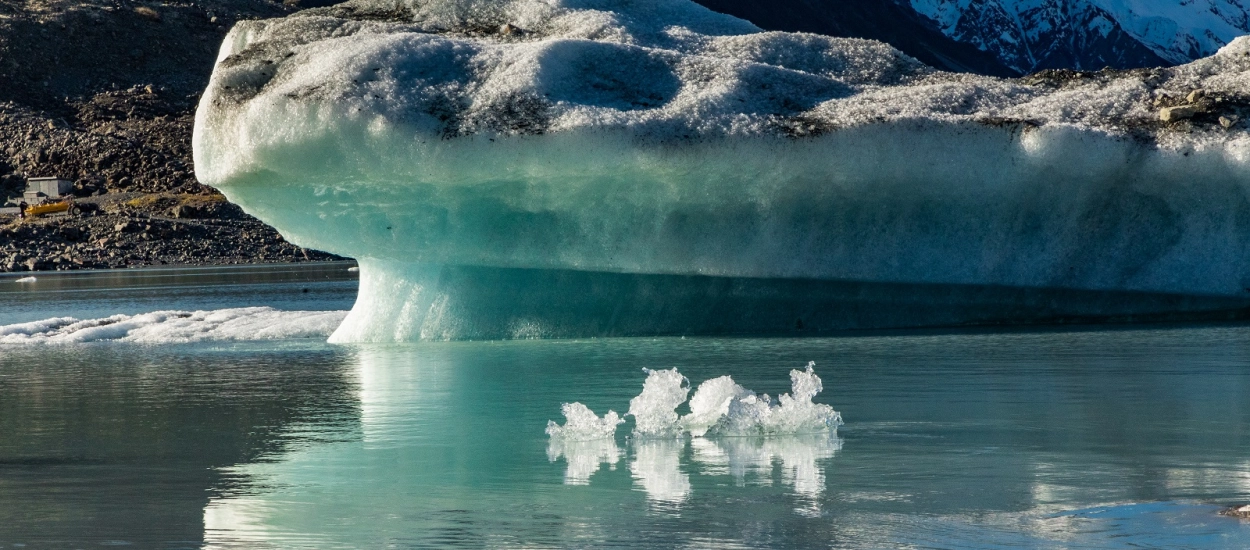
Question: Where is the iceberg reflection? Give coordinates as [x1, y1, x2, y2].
[631, 439, 692, 506]
[199, 344, 847, 549]
[546, 437, 622, 485]
[693, 433, 842, 515]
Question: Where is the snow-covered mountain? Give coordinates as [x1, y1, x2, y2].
[905, 0, 1250, 73]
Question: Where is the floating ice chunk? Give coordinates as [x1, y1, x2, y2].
[0, 307, 348, 344]
[545, 402, 624, 441]
[680, 375, 751, 437]
[717, 362, 843, 436]
[0, 316, 79, 338]
[562, 362, 840, 439]
[627, 368, 690, 437]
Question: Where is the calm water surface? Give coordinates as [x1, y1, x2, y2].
[3, 265, 1250, 548]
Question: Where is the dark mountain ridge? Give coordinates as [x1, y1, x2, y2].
[690, 0, 1017, 76]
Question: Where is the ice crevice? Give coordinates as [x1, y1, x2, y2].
[193, 0, 1250, 342]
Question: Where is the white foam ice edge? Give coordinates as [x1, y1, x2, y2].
[547, 361, 843, 441]
[0, 307, 349, 345]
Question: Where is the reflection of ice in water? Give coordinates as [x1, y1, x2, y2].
[631, 439, 691, 505]
[696, 434, 842, 495]
[546, 437, 621, 485]
[689, 438, 729, 476]
[770, 435, 841, 516]
[203, 497, 275, 547]
[691, 434, 842, 515]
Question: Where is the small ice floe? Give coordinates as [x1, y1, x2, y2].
[628, 368, 691, 437]
[1220, 505, 1250, 519]
[628, 362, 843, 438]
[0, 307, 348, 344]
[547, 364, 844, 500]
[14, 276, 36, 283]
[546, 402, 623, 441]
[548, 361, 843, 442]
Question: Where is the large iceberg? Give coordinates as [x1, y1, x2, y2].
[193, 0, 1250, 341]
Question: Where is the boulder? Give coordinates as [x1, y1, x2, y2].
[1160, 105, 1199, 122]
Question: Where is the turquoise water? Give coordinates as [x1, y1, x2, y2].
[4, 266, 1250, 548]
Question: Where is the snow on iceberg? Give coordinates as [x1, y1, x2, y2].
[193, 0, 1250, 341]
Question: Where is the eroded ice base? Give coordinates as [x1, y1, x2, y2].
[324, 258, 1250, 342]
[209, 124, 1250, 342]
[220, 124, 1250, 299]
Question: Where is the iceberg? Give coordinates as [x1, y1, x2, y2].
[192, 0, 1250, 341]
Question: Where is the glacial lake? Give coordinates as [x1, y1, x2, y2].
[4, 263, 1250, 548]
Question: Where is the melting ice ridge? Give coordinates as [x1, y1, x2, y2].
[0, 307, 348, 344]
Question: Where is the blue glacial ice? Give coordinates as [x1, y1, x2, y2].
[192, 0, 1250, 341]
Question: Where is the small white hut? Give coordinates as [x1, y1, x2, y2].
[23, 177, 73, 202]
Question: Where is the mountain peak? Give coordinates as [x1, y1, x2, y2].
[904, 0, 1250, 73]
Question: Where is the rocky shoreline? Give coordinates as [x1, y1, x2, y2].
[1, 192, 340, 272]
[0, 0, 343, 272]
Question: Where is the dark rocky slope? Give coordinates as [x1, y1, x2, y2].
[0, 0, 340, 271]
[690, 0, 1017, 76]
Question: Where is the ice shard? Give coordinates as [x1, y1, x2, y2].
[193, 0, 1250, 341]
